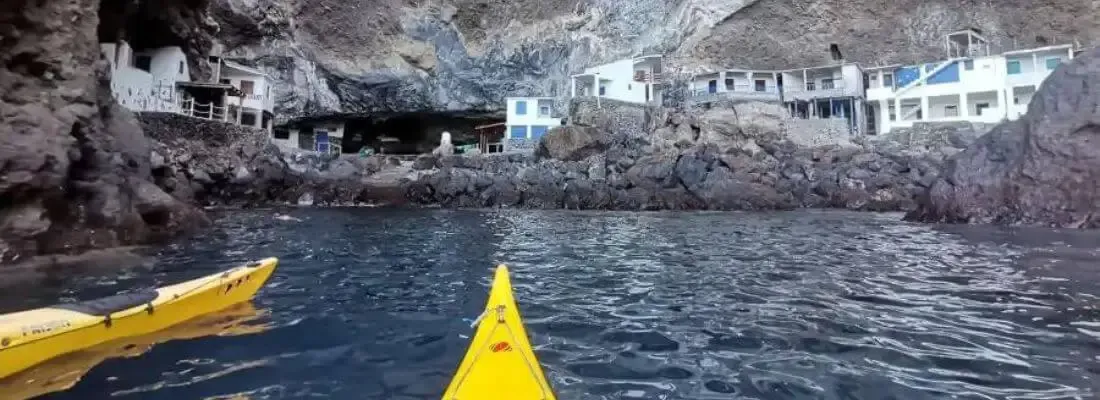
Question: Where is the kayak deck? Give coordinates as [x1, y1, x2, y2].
[0, 257, 278, 379]
[442, 265, 556, 400]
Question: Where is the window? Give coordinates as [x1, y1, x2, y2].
[178, 61, 184, 74]
[509, 125, 527, 139]
[1045, 57, 1060, 70]
[883, 73, 894, 88]
[754, 79, 767, 92]
[298, 131, 314, 150]
[134, 55, 152, 72]
[869, 74, 879, 88]
[806, 81, 816, 91]
[273, 129, 290, 139]
[821, 78, 835, 90]
[531, 125, 549, 139]
[241, 112, 257, 126]
[964, 60, 974, 70]
[724, 78, 735, 90]
[1006, 60, 1021, 75]
[598, 85, 606, 96]
[220, 78, 231, 85]
[944, 105, 958, 117]
[515, 100, 527, 115]
[537, 99, 552, 117]
[975, 102, 990, 116]
[239, 80, 255, 95]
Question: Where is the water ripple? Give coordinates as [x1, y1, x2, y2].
[22, 209, 1100, 400]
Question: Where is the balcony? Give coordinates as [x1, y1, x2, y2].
[689, 84, 781, 104]
[633, 70, 663, 83]
[783, 81, 857, 101]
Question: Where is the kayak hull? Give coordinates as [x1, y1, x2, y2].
[442, 265, 556, 400]
[0, 303, 268, 399]
[0, 257, 278, 379]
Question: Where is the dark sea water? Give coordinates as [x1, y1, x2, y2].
[7, 208, 1100, 399]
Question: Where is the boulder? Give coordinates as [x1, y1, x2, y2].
[908, 47, 1100, 228]
[535, 125, 608, 161]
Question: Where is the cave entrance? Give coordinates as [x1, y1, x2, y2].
[338, 112, 504, 156]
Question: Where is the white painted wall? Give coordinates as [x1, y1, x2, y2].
[287, 121, 345, 153]
[506, 97, 562, 141]
[864, 45, 1073, 134]
[147, 47, 189, 85]
[573, 57, 661, 104]
[223, 70, 273, 112]
[927, 94, 960, 119]
[101, 42, 179, 112]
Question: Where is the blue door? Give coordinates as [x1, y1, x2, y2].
[315, 130, 329, 153]
[708, 80, 717, 93]
[531, 125, 549, 139]
[510, 126, 528, 139]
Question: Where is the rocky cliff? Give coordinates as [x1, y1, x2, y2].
[210, 0, 1098, 118]
[907, 47, 1100, 228]
[0, 0, 211, 266]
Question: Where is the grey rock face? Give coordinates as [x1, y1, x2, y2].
[210, 0, 1096, 118]
[0, 0, 210, 264]
[907, 48, 1100, 228]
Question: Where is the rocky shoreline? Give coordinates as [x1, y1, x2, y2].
[134, 98, 976, 215]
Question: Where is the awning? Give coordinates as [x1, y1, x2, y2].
[474, 122, 506, 130]
[176, 81, 244, 97]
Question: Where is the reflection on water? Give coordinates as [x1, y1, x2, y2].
[5, 208, 1100, 399]
[1, 303, 268, 399]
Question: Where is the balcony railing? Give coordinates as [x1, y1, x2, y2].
[633, 71, 663, 83]
[784, 81, 857, 100]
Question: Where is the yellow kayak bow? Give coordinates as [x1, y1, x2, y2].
[442, 265, 556, 399]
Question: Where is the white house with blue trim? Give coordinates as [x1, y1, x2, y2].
[865, 29, 1075, 134]
[505, 97, 562, 152]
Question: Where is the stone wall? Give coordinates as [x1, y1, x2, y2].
[881, 121, 995, 149]
[568, 97, 664, 139]
[784, 118, 854, 148]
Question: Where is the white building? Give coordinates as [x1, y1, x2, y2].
[219, 61, 277, 132]
[100, 41, 190, 112]
[570, 55, 665, 105]
[688, 68, 782, 104]
[99, 40, 277, 132]
[504, 97, 562, 152]
[864, 29, 1075, 134]
[275, 120, 346, 154]
[780, 62, 867, 135]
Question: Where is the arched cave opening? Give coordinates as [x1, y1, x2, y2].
[287, 111, 505, 155]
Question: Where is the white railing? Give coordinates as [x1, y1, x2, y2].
[179, 98, 230, 122]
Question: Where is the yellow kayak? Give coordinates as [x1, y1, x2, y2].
[0, 257, 278, 380]
[442, 265, 556, 400]
[0, 302, 269, 399]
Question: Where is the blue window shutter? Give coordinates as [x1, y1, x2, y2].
[515, 101, 527, 115]
[1045, 57, 1060, 70]
[510, 125, 527, 139]
[1006, 60, 1021, 74]
[531, 125, 548, 138]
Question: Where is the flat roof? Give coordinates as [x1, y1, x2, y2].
[505, 96, 555, 100]
[861, 64, 903, 71]
[222, 60, 270, 77]
[1001, 44, 1074, 56]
